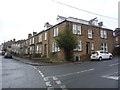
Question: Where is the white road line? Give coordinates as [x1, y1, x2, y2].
[45, 68, 95, 79]
[60, 85, 68, 90]
[55, 80, 62, 85]
[33, 66, 37, 69]
[43, 77, 48, 81]
[109, 63, 118, 66]
[46, 81, 52, 87]
[102, 76, 119, 80]
[53, 77, 58, 80]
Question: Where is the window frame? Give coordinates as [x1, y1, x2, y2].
[88, 29, 92, 39]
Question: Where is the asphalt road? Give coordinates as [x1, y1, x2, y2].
[1, 56, 46, 88]
[1, 55, 119, 89]
[35, 57, 119, 89]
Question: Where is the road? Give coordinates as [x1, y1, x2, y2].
[1, 56, 46, 88]
[1, 55, 119, 89]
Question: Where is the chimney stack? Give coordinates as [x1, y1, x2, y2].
[33, 32, 37, 36]
[28, 33, 32, 38]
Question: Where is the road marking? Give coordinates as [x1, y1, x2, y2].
[102, 76, 119, 80]
[109, 63, 119, 66]
[60, 85, 68, 90]
[43, 77, 48, 81]
[45, 68, 95, 79]
[53, 77, 58, 80]
[55, 80, 62, 85]
[46, 81, 52, 87]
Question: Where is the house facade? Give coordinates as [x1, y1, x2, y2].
[9, 16, 114, 61]
[113, 28, 120, 47]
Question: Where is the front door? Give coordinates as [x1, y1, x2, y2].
[44, 44, 47, 57]
[86, 42, 90, 55]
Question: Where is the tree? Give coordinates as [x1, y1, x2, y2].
[55, 28, 78, 61]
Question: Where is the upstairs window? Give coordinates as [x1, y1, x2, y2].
[88, 29, 92, 39]
[73, 24, 82, 35]
[44, 32, 47, 40]
[54, 27, 58, 37]
[32, 37, 34, 44]
[73, 24, 77, 34]
[100, 30, 107, 39]
[77, 25, 82, 35]
[39, 34, 42, 42]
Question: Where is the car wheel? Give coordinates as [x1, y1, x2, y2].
[109, 55, 112, 60]
[99, 57, 102, 61]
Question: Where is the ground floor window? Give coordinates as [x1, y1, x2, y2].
[52, 41, 60, 52]
[101, 43, 108, 51]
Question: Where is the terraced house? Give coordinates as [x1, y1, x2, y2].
[12, 16, 114, 61]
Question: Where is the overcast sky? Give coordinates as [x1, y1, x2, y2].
[0, 0, 119, 44]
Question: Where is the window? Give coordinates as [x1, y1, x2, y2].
[77, 25, 81, 35]
[72, 24, 82, 35]
[54, 27, 58, 37]
[36, 45, 39, 53]
[91, 42, 94, 51]
[52, 42, 55, 52]
[116, 37, 118, 41]
[45, 32, 47, 40]
[88, 29, 92, 39]
[32, 37, 34, 44]
[73, 24, 77, 34]
[101, 43, 108, 51]
[39, 34, 42, 42]
[52, 42, 60, 52]
[74, 40, 82, 51]
[39, 44, 42, 53]
[100, 30, 107, 39]
[104, 30, 107, 39]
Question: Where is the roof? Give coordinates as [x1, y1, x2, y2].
[114, 28, 120, 36]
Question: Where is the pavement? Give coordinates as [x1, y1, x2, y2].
[12, 56, 83, 66]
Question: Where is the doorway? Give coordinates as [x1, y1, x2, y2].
[86, 42, 90, 55]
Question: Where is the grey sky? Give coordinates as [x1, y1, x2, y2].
[0, 0, 119, 44]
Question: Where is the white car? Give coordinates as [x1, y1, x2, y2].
[90, 50, 112, 61]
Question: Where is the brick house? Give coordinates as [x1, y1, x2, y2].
[113, 28, 120, 47]
[30, 16, 114, 61]
[12, 16, 114, 61]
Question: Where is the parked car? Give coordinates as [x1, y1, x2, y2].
[90, 50, 112, 61]
[4, 52, 12, 58]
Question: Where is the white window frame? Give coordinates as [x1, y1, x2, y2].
[116, 37, 118, 41]
[54, 27, 58, 37]
[39, 44, 42, 53]
[100, 30, 107, 39]
[88, 29, 92, 39]
[104, 30, 107, 39]
[44, 32, 47, 40]
[39, 34, 42, 42]
[52, 42, 60, 52]
[101, 43, 108, 51]
[91, 42, 94, 51]
[52, 42, 55, 52]
[77, 25, 81, 35]
[73, 24, 77, 34]
[36, 45, 39, 53]
[74, 40, 82, 51]
[32, 37, 34, 44]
